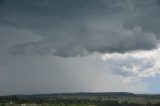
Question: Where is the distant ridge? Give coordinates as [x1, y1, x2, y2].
[39, 92, 135, 96]
[3, 92, 160, 99]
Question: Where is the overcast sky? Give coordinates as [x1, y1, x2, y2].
[1, 0, 160, 96]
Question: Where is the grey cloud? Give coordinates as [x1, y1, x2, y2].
[0, 0, 159, 57]
[0, 0, 5, 10]
[123, 0, 160, 35]
[0, 0, 5, 6]
[9, 25, 157, 57]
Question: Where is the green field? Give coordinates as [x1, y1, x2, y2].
[1, 93, 160, 106]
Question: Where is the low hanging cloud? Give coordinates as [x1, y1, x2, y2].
[9, 26, 157, 57]
[0, 0, 160, 57]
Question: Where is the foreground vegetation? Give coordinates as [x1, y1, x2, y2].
[1, 93, 160, 106]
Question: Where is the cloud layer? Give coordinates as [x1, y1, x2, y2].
[0, 0, 159, 57]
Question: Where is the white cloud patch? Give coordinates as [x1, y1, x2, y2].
[102, 46, 160, 83]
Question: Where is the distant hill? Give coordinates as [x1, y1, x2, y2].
[35, 92, 135, 96]
[11, 92, 160, 99]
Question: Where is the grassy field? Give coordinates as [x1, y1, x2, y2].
[1, 93, 160, 106]
[52, 95, 160, 104]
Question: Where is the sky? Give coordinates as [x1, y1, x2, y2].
[0, 0, 160, 95]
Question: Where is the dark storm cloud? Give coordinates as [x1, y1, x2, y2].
[0, 0, 5, 9]
[0, 0, 159, 57]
